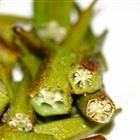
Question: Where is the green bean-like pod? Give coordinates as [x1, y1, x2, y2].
[0, 0, 118, 139]
[3, 132, 56, 140]
[0, 125, 56, 140]
[30, 2, 100, 117]
[7, 70, 34, 132]
[30, 48, 76, 117]
[34, 116, 108, 140]
[68, 61, 102, 94]
[77, 90, 116, 123]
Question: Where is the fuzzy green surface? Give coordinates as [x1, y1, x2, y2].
[34, 116, 107, 140]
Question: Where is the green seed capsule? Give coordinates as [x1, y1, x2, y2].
[34, 116, 107, 140]
[77, 90, 116, 123]
[68, 61, 102, 94]
[30, 1, 101, 115]
[7, 70, 34, 132]
[0, 132, 56, 140]
[30, 48, 76, 117]
[0, 125, 56, 140]
[31, 86, 72, 117]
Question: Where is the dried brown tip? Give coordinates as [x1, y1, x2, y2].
[80, 61, 98, 71]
